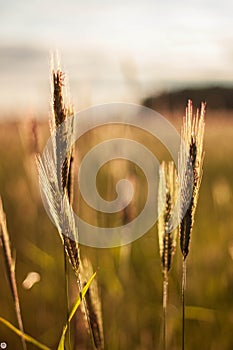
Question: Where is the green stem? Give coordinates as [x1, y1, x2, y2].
[0, 317, 50, 350]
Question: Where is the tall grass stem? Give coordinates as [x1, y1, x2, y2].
[182, 259, 186, 350]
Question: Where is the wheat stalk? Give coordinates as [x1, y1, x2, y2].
[51, 64, 103, 350]
[0, 197, 27, 350]
[178, 100, 205, 350]
[37, 59, 104, 349]
[37, 62, 82, 349]
[158, 161, 178, 350]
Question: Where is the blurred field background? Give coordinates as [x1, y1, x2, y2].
[0, 110, 232, 349]
[0, 0, 233, 349]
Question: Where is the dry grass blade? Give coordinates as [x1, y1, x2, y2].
[0, 196, 27, 350]
[81, 258, 104, 350]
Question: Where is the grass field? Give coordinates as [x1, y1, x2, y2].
[0, 111, 233, 349]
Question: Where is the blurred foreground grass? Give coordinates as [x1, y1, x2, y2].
[0, 111, 233, 349]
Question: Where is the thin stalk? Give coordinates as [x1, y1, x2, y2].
[64, 247, 71, 350]
[76, 276, 96, 349]
[0, 198, 27, 350]
[163, 272, 168, 350]
[182, 259, 186, 350]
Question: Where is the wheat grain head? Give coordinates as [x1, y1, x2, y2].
[179, 100, 205, 260]
[158, 161, 178, 275]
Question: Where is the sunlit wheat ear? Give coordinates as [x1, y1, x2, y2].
[158, 161, 178, 275]
[37, 61, 79, 276]
[81, 258, 104, 350]
[0, 197, 27, 350]
[158, 161, 178, 350]
[179, 100, 205, 260]
[178, 100, 206, 350]
[51, 62, 75, 199]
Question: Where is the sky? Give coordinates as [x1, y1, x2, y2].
[0, 0, 232, 116]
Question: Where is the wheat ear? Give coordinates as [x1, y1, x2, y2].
[0, 197, 27, 350]
[52, 66, 78, 271]
[158, 161, 178, 350]
[178, 100, 205, 350]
